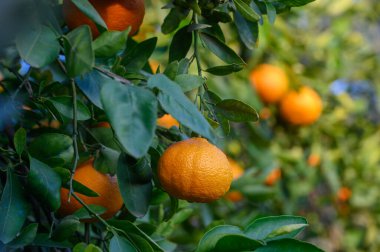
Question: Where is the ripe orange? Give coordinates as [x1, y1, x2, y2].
[337, 187, 352, 202]
[63, 0, 145, 38]
[308, 154, 321, 167]
[249, 64, 289, 103]
[280, 86, 323, 125]
[59, 159, 123, 222]
[93, 122, 111, 128]
[265, 168, 281, 186]
[225, 158, 244, 202]
[157, 114, 179, 129]
[158, 138, 233, 203]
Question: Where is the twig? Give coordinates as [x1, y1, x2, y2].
[94, 66, 131, 85]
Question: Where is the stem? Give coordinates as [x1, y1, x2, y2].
[68, 79, 79, 202]
[94, 66, 131, 85]
[85, 223, 91, 244]
[193, 14, 203, 78]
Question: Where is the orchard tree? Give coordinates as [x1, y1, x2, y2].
[0, 0, 323, 251]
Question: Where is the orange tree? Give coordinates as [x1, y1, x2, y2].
[0, 0, 323, 251]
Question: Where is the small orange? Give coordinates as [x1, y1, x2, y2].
[93, 122, 111, 128]
[249, 64, 289, 103]
[280, 86, 323, 125]
[149, 60, 160, 74]
[308, 154, 321, 167]
[59, 159, 123, 222]
[157, 114, 179, 129]
[259, 107, 272, 120]
[225, 158, 244, 202]
[337, 187, 352, 202]
[63, 0, 145, 38]
[265, 168, 281, 186]
[158, 138, 233, 203]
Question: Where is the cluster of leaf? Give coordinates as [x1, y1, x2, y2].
[0, 0, 318, 251]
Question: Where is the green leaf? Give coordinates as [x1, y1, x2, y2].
[0, 172, 31, 243]
[70, 0, 108, 31]
[6, 223, 38, 248]
[121, 37, 157, 71]
[169, 25, 193, 62]
[215, 99, 259, 122]
[161, 8, 190, 34]
[233, 0, 261, 21]
[278, 0, 315, 7]
[46, 96, 91, 121]
[117, 154, 152, 218]
[234, 11, 259, 50]
[109, 233, 137, 252]
[32, 233, 73, 248]
[265, 1, 277, 24]
[199, 33, 244, 65]
[245, 216, 308, 241]
[73, 205, 106, 220]
[64, 26, 94, 77]
[205, 64, 244, 76]
[94, 145, 120, 175]
[93, 29, 130, 58]
[174, 74, 204, 92]
[255, 238, 324, 252]
[52, 216, 80, 242]
[74, 243, 103, 252]
[101, 81, 157, 158]
[28, 158, 62, 211]
[156, 208, 194, 237]
[16, 25, 60, 68]
[147, 74, 216, 142]
[196, 225, 262, 252]
[14, 128, 26, 156]
[163, 61, 179, 80]
[108, 220, 164, 252]
[29, 133, 74, 168]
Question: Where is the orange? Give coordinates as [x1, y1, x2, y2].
[308, 154, 321, 167]
[249, 64, 289, 103]
[93, 122, 111, 128]
[149, 60, 160, 74]
[265, 168, 281, 186]
[158, 138, 233, 203]
[280, 86, 322, 125]
[337, 187, 352, 202]
[59, 159, 123, 222]
[157, 114, 179, 129]
[63, 0, 145, 38]
[259, 107, 272, 120]
[225, 158, 244, 202]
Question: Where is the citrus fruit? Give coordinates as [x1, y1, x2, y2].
[158, 138, 233, 203]
[249, 64, 289, 103]
[63, 0, 145, 38]
[265, 168, 281, 186]
[337, 187, 352, 202]
[280, 86, 323, 125]
[59, 159, 123, 222]
[93, 122, 111, 128]
[157, 114, 179, 129]
[308, 154, 321, 167]
[225, 158, 244, 202]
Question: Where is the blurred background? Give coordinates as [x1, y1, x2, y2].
[139, 0, 380, 251]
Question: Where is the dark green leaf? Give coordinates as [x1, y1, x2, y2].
[278, 0, 315, 7]
[70, 0, 108, 30]
[101, 81, 157, 158]
[174, 74, 204, 92]
[6, 223, 38, 248]
[199, 33, 244, 65]
[169, 25, 193, 62]
[14, 128, 26, 156]
[29, 133, 74, 168]
[206, 91, 230, 135]
[117, 154, 153, 218]
[0, 172, 31, 243]
[255, 238, 323, 252]
[73, 243, 103, 252]
[75, 70, 109, 109]
[109, 233, 137, 252]
[245, 216, 308, 241]
[121, 37, 157, 71]
[205, 64, 244, 76]
[265, 1, 277, 24]
[234, 11, 259, 50]
[28, 158, 62, 211]
[94, 145, 120, 175]
[163, 61, 179, 80]
[16, 25, 60, 68]
[93, 29, 130, 58]
[147, 74, 216, 142]
[156, 208, 194, 237]
[73, 205, 106, 220]
[233, 0, 261, 21]
[216, 99, 259, 122]
[161, 8, 189, 34]
[32, 234, 73, 248]
[51, 216, 80, 242]
[46, 96, 91, 121]
[64, 26, 94, 77]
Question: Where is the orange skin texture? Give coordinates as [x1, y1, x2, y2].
[63, 0, 145, 38]
[337, 187, 352, 202]
[280, 86, 323, 125]
[59, 159, 123, 222]
[225, 158, 244, 202]
[308, 154, 321, 167]
[265, 168, 281, 186]
[157, 114, 179, 129]
[250, 64, 289, 103]
[158, 138, 233, 203]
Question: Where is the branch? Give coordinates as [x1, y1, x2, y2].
[94, 66, 132, 85]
